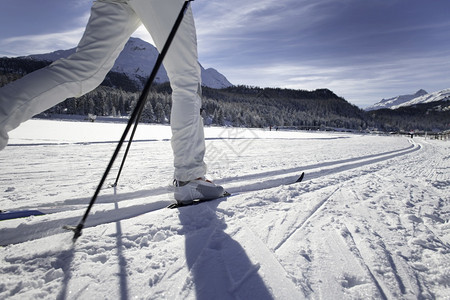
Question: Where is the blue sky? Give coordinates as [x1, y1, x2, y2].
[1, 0, 450, 108]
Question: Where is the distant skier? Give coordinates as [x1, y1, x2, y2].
[0, 0, 224, 203]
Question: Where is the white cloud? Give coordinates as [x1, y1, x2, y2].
[0, 28, 85, 57]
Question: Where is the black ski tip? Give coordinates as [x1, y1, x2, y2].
[296, 172, 305, 183]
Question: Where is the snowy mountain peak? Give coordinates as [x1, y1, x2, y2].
[390, 88, 450, 109]
[365, 89, 428, 111]
[28, 37, 232, 89]
[201, 66, 232, 90]
[415, 89, 428, 95]
[111, 38, 166, 83]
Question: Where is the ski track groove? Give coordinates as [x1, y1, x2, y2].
[273, 185, 341, 252]
[339, 224, 389, 300]
[221, 216, 306, 299]
[371, 230, 407, 295]
[14, 140, 421, 213]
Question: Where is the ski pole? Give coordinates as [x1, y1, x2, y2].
[64, 0, 194, 242]
[112, 94, 145, 188]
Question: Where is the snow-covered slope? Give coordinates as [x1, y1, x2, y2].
[1, 119, 449, 299]
[390, 88, 450, 109]
[366, 88, 450, 111]
[365, 89, 428, 111]
[28, 37, 233, 89]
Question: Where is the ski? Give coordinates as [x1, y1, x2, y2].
[167, 191, 232, 209]
[1, 173, 306, 220]
[167, 172, 305, 209]
[0, 209, 45, 221]
[1, 205, 83, 221]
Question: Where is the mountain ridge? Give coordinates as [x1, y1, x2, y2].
[27, 37, 233, 89]
[366, 88, 450, 111]
[391, 88, 450, 109]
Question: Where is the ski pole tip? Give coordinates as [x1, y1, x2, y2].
[72, 228, 83, 242]
[63, 223, 84, 242]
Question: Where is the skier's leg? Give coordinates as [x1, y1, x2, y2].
[0, 0, 140, 149]
[129, 0, 207, 182]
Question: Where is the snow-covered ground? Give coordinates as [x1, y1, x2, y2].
[1, 119, 449, 299]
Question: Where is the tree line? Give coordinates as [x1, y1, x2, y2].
[1, 57, 449, 132]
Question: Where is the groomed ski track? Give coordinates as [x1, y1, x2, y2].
[1, 141, 420, 246]
[1, 121, 449, 299]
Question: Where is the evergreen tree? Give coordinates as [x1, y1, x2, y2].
[154, 102, 165, 123]
[140, 102, 154, 123]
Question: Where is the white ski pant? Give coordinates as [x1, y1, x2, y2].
[0, 0, 207, 181]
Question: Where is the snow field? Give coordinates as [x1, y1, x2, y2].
[0, 119, 449, 299]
